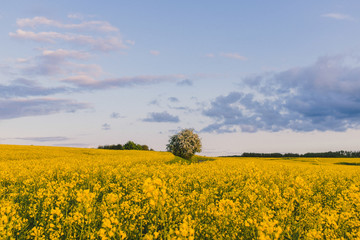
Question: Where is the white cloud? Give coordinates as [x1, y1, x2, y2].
[126, 40, 135, 45]
[3, 14, 178, 118]
[9, 29, 129, 51]
[17, 16, 55, 28]
[16, 58, 29, 63]
[150, 50, 160, 56]
[42, 49, 91, 59]
[62, 75, 98, 86]
[321, 13, 354, 21]
[67, 13, 84, 20]
[17, 16, 119, 32]
[205, 53, 215, 58]
[9, 29, 64, 43]
[220, 52, 247, 60]
[21, 49, 101, 77]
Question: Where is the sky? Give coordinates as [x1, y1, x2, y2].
[1, 1, 360, 156]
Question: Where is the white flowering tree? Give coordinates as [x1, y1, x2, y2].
[166, 129, 202, 160]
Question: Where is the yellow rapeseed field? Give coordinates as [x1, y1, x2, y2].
[1, 145, 360, 239]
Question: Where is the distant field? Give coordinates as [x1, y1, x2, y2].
[1, 145, 360, 239]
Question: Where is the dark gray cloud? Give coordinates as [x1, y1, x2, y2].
[110, 112, 124, 119]
[169, 106, 190, 111]
[0, 78, 70, 98]
[102, 123, 111, 130]
[168, 97, 179, 103]
[63, 74, 184, 90]
[148, 99, 160, 106]
[143, 111, 180, 123]
[177, 79, 193, 86]
[15, 136, 70, 142]
[202, 55, 360, 133]
[0, 98, 89, 119]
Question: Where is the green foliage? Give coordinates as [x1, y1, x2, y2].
[166, 155, 215, 165]
[166, 128, 202, 160]
[98, 141, 150, 151]
[225, 150, 360, 158]
[123, 141, 139, 150]
[141, 145, 150, 151]
[191, 155, 215, 163]
[99, 144, 123, 150]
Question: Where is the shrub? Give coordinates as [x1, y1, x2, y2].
[166, 129, 202, 160]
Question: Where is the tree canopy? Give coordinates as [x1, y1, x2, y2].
[98, 141, 151, 151]
[166, 128, 202, 160]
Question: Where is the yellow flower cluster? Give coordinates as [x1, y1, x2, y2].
[1, 145, 360, 239]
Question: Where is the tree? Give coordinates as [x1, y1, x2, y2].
[98, 141, 151, 151]
[166, 128, 202, 160]
[141, 145, 149, 151]
[124, 141, 138, 150]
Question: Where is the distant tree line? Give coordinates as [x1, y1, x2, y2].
[98, 141, 153, 151]
[225, 150, 360, 158]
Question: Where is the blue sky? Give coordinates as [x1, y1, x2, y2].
[1, 1, 360, 155]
